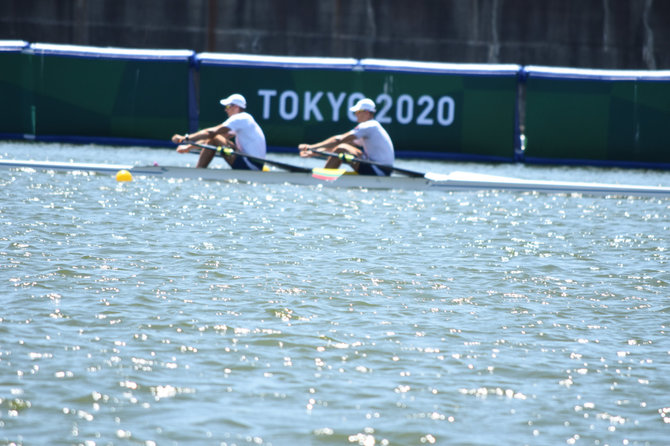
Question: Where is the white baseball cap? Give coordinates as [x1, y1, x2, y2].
[349, 98, 376, 113]
[220, 93, 247, 109]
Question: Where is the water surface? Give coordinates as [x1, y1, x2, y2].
[1, 142, 669, 445]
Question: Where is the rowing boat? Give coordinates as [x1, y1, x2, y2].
[2, 159, 670, 197]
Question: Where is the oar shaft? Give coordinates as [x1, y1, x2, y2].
[185, 140, 313, 173]
[308, 149, 425, 178]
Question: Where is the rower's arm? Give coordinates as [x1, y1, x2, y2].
[299, 131, 356, 152]
[173, 124, 230, 144]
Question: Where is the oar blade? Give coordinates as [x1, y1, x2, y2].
[311, 168, 348, 181]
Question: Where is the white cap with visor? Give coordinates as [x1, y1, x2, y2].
[220, 93, 247, 109]
[349, 98, 376, 113]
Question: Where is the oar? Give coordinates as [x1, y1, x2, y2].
[307, 149, 429, 178]
[184, 140, 347, 180]
[185, 139, 310, 173]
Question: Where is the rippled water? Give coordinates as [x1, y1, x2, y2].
[1, 142, 669, 445]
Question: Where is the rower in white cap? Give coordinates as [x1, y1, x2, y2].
[298, 98, 395, 176]
[172, 93, 267, 169]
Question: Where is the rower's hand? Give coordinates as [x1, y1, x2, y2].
[172, 134, 190, 144]
[299, 144, 314, 158]
[175, 144, 192, 154]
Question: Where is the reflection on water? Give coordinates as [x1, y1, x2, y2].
[1, 142, 669, 445]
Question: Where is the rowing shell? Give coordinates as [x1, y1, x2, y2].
[2, 159, 669, 197]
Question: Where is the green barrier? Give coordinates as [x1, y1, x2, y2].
[25, 43, 194, 142]
[8, 42, 670, 168]
[360, 60, 520, 160]
[197, 55, 520, 160]
[523, 67, 670, 165]
[0, 41, 32, 136]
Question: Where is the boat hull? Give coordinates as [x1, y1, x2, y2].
[1, 159, 669, 197]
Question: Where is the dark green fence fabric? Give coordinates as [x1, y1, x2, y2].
[197, 55, 520, 160]
[359, 60, 520, 160]
[4, 41, 670, 168]
[0, 41, 32, 136]
[523, 67, 670, 165]
[25, 44, 194, 142]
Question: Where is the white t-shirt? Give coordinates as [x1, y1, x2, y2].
[352, 119, 394, 165]
[222, 112, 266, 158]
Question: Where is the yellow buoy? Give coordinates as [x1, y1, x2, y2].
[116, 169, 133, 182]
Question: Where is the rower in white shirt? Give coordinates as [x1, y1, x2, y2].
[298, 98, 395, 176]
[172, 93, 266, 169]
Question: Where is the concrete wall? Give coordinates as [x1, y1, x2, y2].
[2, 0, 669, 69]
